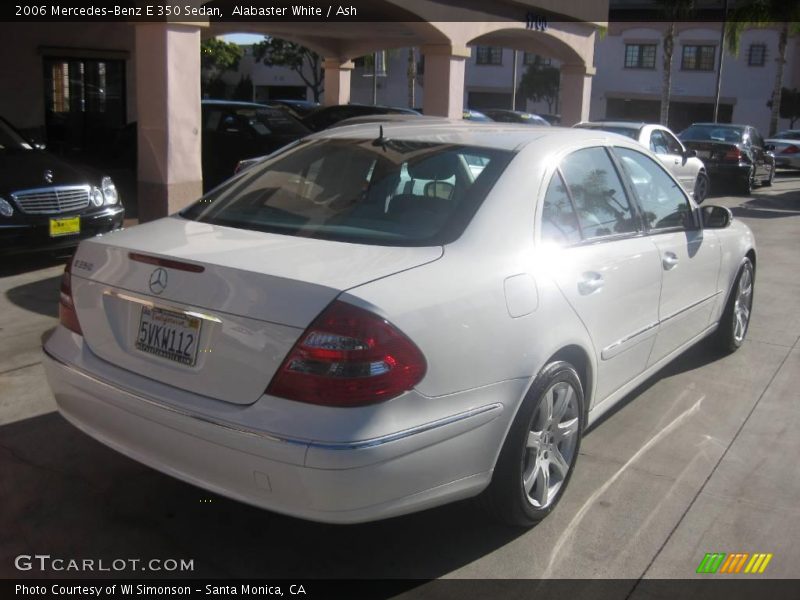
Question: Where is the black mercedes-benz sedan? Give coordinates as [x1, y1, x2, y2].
[678, 122, 776, 195]
[0, 116, 124, 255]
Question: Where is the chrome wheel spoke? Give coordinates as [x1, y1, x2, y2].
[557, 417, 579, 442]
[523, 460, 540, 494]
[527, 430, 544, 452]
[532, 461, 550, 506]
[550, 447, 570, 479]
[552, 383, 573, 423]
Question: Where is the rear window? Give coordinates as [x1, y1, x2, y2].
[205, 106, 309, 136]
[680, 125, 743, 143]
[181, 138, 513, 246]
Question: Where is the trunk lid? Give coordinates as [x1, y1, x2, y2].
[70, 216, 442, 405]
[681, 140, 745, 165]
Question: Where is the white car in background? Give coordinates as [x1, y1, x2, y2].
[575, 121, 711, 203]
[43, 122, 755, 526]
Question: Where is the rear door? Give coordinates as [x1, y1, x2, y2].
[541, 147, 663, 404]
[613, 146, 721, 364]
[649, 128, 694, 192]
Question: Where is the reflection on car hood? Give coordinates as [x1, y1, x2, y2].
[0, 150, 97, 194]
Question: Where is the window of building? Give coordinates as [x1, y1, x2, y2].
[624, 44, 657, 69]
[748, 44, 766, 66]
[523, 52, 551, 66]
[681, 45, 716, 71]
[476, 46, 503, 65]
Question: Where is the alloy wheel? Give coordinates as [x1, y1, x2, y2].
[522, 380, 580, 509]
[733, 263, 754, 343]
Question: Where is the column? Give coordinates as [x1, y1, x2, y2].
[421, 44, 471, 118]
[134, 23, 203, 222]
[323, 58, 354, 106]
[559, 64, 595, 126]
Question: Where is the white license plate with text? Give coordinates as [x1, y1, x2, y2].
[135, 306, 202, 366]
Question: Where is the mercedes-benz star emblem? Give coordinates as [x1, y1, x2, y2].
[43, 169, 54, 184]
[148, 268, 168, 295]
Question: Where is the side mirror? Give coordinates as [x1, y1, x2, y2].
[702, 205, 732, 229]
[683, 148, 697, 159]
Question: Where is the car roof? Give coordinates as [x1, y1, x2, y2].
[202, 99, 274, 109]
[577, 121, 645, 129]
[312, 121, 631, 152]
[688, 122, 750, 129]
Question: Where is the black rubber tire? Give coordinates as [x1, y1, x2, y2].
[715, 258, 755, 354]
[740, 168, 754, 195]
[482, 361, 584, 527]
[694, 172, 710, 204]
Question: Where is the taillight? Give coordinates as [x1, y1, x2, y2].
[58, 258, 82, 335]
[723, 148, 742, 161]
[781, 144, 799, 154]
[266, 301, 427, 407]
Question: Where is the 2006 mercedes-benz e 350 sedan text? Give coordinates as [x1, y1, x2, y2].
[43, 123, 756, 526]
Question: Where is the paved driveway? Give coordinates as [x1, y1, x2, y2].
[2, 174, 799, 585]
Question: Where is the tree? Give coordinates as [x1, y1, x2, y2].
[725, 1, 800, 135]
[518, 57, 560, 113]
[253, 38, 324, 102]
[200, 38, 242, 97]
[776, 87, 800, 128]
[655, 1, 695, 127]
[232, 75, 254, 102]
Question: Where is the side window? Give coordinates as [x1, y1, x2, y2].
[662, 130, 684, 155]
[615, 147, 694, 231]
[540, 171, 581, 246]
[560, 147, 639, 239]
[649, 130, 668, 154]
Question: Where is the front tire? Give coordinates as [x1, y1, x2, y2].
[762, 165, 774, 186]
[483, 361, 584, 527]
[715, 258, 754, 353]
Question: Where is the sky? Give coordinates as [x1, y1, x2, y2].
[220, 33, 265, 45]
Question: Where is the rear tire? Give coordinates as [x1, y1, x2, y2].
[715, 258, 754, 353]
[762, 165, 774, 186]
[694, 172, 710, 204]
[740, 168, 754, 195]
[482, 361, 584, 527]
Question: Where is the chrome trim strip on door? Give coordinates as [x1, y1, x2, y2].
[660, 291, 721, 324]
[601, 321, 660, 360]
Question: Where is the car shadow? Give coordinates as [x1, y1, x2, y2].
[0, 253, 68, 278]
[0, 411, 528, 581]
[730, 189, 800, 220]
[5, 274, 61, 318]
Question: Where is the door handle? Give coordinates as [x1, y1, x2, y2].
[662, 252, 679, 270]
[578, 272, 604, 295]
[674, 158, 680, 165]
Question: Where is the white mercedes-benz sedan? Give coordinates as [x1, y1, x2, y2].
[43, 122, 756, 526]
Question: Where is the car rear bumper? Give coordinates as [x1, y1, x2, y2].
[704, 163, 752, 179]
[42, 327, 515, 524]
[0, 207, 124, 255]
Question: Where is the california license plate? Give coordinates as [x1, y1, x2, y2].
[135, 306, 202, 366]
[696, 150, 711, 159]
[49, 216, 80, 237]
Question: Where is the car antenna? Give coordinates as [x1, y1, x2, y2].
[372, 125, 389, 151]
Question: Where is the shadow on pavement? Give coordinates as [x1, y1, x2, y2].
[0, 411, 527, 580]
[5, 275, 61, 318]
[0, 254, 68, 279]
[730, 189, 800, 220]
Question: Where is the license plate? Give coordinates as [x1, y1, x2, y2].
[135, 306, 202, 366]
[49, 216, 80, 237]
[696, 150, 711, 159]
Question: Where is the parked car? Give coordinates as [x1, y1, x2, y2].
[678, 123, 775, 194]
[0, 116, 124, 255]
[574, 121, 710, 203]
[462, 109, 493, 122]
[302, 104, 420, 132]
[482, 109, 551, 126]
[202, 100, 310, 191]
[765, 129, 800, 170]
[327, 113, 426, 129]
[44, 123, 755, 527]
[266, 99, 320, 118]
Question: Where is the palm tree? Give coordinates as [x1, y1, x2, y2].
[725, 0, 800, 136]
[656, 1, 696, 127]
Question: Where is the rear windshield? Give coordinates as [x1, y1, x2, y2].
[181, 138, 513, 246]
[204, 106, 309, 136]
[680, 125, 743, 143]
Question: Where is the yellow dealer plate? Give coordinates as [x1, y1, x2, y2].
[49, 216, 80, 237]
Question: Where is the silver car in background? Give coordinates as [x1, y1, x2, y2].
[43, 123, 755, 526]
[765, 129, 800, 170]
[575, 121, 711, 203]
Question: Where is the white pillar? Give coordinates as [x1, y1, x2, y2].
[421, 45, 470, 118]
[559, 64, 595, 126]
[323, 58, 354, 106]
[135, 23, 203, 222]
